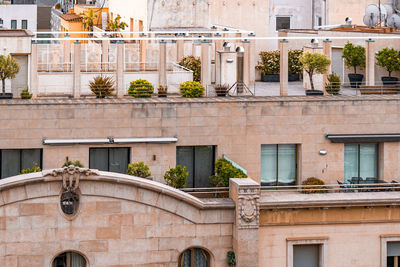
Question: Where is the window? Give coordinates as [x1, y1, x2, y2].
[11, 20, 17, 29]
[316, 16, 323, 27]
[89, 147, 129, 174]
[276, 16, 291, 31]
[179, 248, 210, 267]
[21, 20, 27, 29]
[0, 149, 42, 179]
[53, 251, 86, 267]
[381, 236, 400, 267]
[287, 238, 327, 267]
[0, 18, 3, 28]
[176, 146, 215, 188]
[261, 144, 297, 186]
[344, 144, 378, 183]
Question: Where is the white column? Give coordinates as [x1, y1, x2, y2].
[279, 39, 288, 96]
[158, 40, 167, 88]
[200, 40, 211, 87]
[116, 41, 125, 97]
[366, 39, 375, 86]
[323, 39, 332, 95]
[30, 42, 38, 98]
[73, 41, 81, 98]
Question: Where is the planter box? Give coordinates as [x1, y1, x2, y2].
[306, 90, 324, 96]
[261, 73, 300, 82]
[348, 74, 364, 88]
[0, 93, 13, 99]
[381, 76, 398, 86]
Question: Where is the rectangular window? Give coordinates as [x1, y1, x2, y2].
[276, 16, 291, 31]
[344, 144, 378, 183]
[21, 20, 27, 29]
[261, 144, 297, 186]
[11, 20, 17, 29]
[89, 147, 130, 174]
[1, 149, 42, 179]
[176, 146, 215, 188]
[316, 16, 322, 27]
[294, 245, 320, 267]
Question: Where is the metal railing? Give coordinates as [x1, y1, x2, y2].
[261, 183, 400, 193]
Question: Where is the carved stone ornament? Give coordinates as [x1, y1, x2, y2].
[44, 165, 99, 216]
[238, 188, 260, 229]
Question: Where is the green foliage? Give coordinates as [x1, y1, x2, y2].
[0, 54, 20, 94]
[342, 42, 366, 74]
[20, 87, 32, 99]
[128, 79, 154, 98]
[375, 47, 400, 77]
[301, 177, 327, 194]
[164, 165, 188, 188]
[106, 15, 128, 36]
[79, 9, 97, 31]
[89, 75, 115, 98]
[256, 49, 303, 75]
[20, 162, 41, 174]
[157, 85, 167, 95]
[127, 161, 151, 178]
[179, 56, 201, 82]
[62, 159, 84, 168]
[300, 52, 331, 90]
[325, 73, 341, 95]
[179, 81, 204, 98]
[227, 251, 236, 266]
[209, 158, 247, 187]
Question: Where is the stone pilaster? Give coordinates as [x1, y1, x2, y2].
[139, 33, 147, 71]
[242, 40, 250, 87]
[63, 33, 71, 72]
[366, 39, 375, 86]
[201, 40, 211, 88]
[73, 41, 81, 98]
[248, 33, 256, 85]
[116, 41, 125, 97]
[101, 34, 109, 72]
[158, 40, 167, 88]
[279, 39, 289, 96]
[30, 42, 38, 98]
[230, 178, 260, 267]
[323, 39, 332, 95]
[214, 33, 223, 85]
[176, 34, 184, 63]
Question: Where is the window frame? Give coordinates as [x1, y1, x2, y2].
[10, 19, 17, 29]
[52, 251, 87, 267]
[21, 19, 27, 29]
[176, 145, 216, 188]
[89, 147, 130, 173]
[0, 148, 43, 179]
[344, 143, 379, 182]
[381, 236, 400, 267]
[261, 144, 297, 186]
[178, 247, 211, 267]
[287, 237, 328, 267]
[275, 15, 292, 31]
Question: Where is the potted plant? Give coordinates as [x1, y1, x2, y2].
[20, 87, 32, 99]
[256, 50, 280, 82]
[227, 251, 236, 267]
[301, 177, 327, 194]
[288, 49, 303, 81]
[127, 161, 152, 180]
[157, 85, 167, 97]
[325, 73, 341, 95]
[89, 75, 115, 98]
[209, 158, 247, 187]
[0, 54, 20, 99]
[106, 15, 128, 38]
[300, 52, 331, 96]
[128, 79, 154, 98]
[342, 42, 366, 88]
[164, 165, 188, 189]
[214, 84, 229, 97]
[179, 56, 201, 82]
[376, 47, 400, 85]
[179, 81, 204, 98]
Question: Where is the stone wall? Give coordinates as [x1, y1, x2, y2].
[0, 171, 234, 267]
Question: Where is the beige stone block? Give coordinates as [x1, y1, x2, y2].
[0, 217, 5, 230]
[196, 224, 221, 237]
[79, 240, 108, 252]
[121, 226, 146, 239]
[96, 201, 121, 214]
[17, 255, 43, 267]
[3, 256, 17, 267]
[19, 203, 45, 216]
[2, 187, 27, 205]
[109, 214, 134, 227]
[145, 251, 171, 264]
[96, 227, 121, 239]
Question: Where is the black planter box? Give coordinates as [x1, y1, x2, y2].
[306, 90, 324, 96]
[381, 76, 399, 86]
[261, 73, 300, 82]
[348, 74, 364, 88]
[0, 93, 13, 99]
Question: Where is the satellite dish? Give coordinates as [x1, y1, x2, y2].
[384, 4, 394, 19]
[364, 4, 387, 27]
[388, 14, 400, 28]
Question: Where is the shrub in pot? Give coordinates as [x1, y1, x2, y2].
[179, 81, 204, 98]
[157, 85, 167, 97]
[325, 73, 341, 95]
[179, 56, 201, 82]
[20, 162, 41, 174]
[288, 49, 304, 81]
[209, 158, 247, 187]
[20, 87, 32, 99]
[376, 47, 400, 85]
[127, 161, 151, 179]
[164, 165, 188, 188]
[342, 42, 366, 88]
[0, 54, 20, 99]
[62, 159, 84, 168]
[128, 79, 154, 98]
[300, 52, 331, 95]
[301, 177, 327, 194]
[89, 75, 115, 98]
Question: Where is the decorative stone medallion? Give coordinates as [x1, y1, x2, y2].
[238, 187, 260, 229]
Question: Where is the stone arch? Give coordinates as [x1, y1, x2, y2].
[50, 250, 89, 267]
[178, 246, 215, 267]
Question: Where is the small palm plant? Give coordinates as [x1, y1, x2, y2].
[89, 75, 115, 98]
[80, 10, 97, 31]
[106, 15, 128, 37]
[0, 54, 20, 95]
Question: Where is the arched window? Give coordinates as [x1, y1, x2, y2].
[53, 251, 86, 267]
[179, 248, 210, 267]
